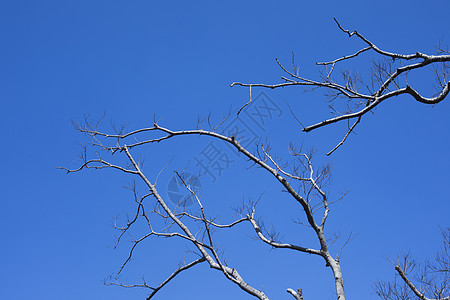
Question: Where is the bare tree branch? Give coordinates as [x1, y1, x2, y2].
[287, 288, 304, 300]
[376, 231, 450, 300]
[62, 117, 349, 299]
[231, 19, 450, 154]
[59, 19, 450, 300]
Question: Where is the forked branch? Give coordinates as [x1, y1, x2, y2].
[231, 19, 450, 154]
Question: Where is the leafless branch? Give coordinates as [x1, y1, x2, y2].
[62, 124, 271, 299]
[376, 231, 450, 300]
[62, 117, 349, 299]
[231, 18, 450, 154]
[287, 288, 304, 300]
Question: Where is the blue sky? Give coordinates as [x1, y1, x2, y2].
[1, 1, 449, 299]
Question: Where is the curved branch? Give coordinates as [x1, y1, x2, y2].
[230, 19, 450, 154]
[247, 212, 321, 256]
[146, 257, 206, 299]
[404, 82, 450, 104]
[287, 288, 304, 300]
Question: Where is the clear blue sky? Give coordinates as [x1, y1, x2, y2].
[1, 1, 449, 299]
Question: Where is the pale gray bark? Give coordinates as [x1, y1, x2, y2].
[59, 19, 450, 300]
[231, 18, 450, 155]
[60, 121, 348, 300]
[375, 229, 450, 300]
